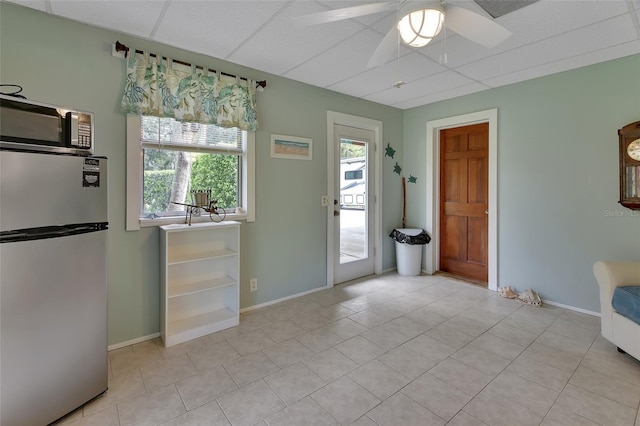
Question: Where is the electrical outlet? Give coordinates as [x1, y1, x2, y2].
[321, 195, 329, 206]
[249, 278, 257, 292]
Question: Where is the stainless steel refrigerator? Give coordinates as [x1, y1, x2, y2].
[0, 150, 108, 425]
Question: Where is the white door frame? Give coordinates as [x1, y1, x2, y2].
[327, 111, 383, 288]
[425, 109, 499, 291]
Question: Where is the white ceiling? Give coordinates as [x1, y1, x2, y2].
[7, 0, 640, 109]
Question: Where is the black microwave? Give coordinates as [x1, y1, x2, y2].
[0, 94, 94, 155]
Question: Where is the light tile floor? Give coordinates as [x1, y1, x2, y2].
[56, 273, 640, 426]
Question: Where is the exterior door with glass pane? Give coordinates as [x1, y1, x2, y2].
[334, 124, 375, 284]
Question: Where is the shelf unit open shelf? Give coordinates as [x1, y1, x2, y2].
[168, 276, 237, 298]
[160, 221, 240, 347]
[168, 249, 237, 265]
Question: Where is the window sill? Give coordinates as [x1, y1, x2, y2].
[139, 213, 248, 228]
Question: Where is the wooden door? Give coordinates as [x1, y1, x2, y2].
[439, 123, 488, 282]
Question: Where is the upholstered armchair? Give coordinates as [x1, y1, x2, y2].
[594, 261, 640, 361]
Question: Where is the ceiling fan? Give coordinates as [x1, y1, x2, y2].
[292, 1, 512, 68]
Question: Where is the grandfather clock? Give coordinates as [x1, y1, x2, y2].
[618, 121, 640, 210]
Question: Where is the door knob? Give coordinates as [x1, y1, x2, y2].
[334, 210, 340, 216]
[485, 210, 489, 215]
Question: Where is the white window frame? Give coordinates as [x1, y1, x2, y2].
[126, 114, 255, 230]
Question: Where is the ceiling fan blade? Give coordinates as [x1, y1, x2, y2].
[367, 26, 399, 69]
[292, 2, 397, 27]
[444, 5, 512, 48]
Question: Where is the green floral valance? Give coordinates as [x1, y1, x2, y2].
[120, 53, 258, 131]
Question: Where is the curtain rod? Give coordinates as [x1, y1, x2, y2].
[114, 41, 267, 90]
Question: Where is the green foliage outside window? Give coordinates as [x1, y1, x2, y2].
[143, 169, 174, 213]
[143, 151, 238, 214]
[340, 139, 366, 159]
[190, 154, 238, 208]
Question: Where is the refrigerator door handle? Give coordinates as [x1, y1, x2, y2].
[0, 222, 108, 243]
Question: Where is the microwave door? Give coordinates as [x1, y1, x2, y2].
[0, 101, 62, 144]
[0, 94, 94, 155]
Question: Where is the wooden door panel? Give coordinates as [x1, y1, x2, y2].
[443, 135, 463, 153]
[468, 131, 488, 151]
[439, 123, 489, 283]
[441, 257, 487, 281]
[467, 217, 487, 264]
[442, 215, 465, 259]
[468, 158, 487, 204]
[443, 160, 460, 202]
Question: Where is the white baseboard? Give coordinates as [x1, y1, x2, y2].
[542, 299, 600, 317]
[240, 285, 328, 313]
[108, 332, 160, 352]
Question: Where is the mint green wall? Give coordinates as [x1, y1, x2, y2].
[403, 54, 640, 312]
[0, 3, 403, 346]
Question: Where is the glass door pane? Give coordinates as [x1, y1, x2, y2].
[339, 138, 367, 264]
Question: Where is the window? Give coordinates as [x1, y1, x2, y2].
[345, 170, 363, 180]
[126, 115, 255, 230]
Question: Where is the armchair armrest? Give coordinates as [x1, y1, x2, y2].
[594, 261, 640, 340]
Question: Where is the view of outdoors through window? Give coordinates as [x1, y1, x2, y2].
[340, 139, 366, 210]
[341, 139, 366, 159]
[141, 117, 242, 218]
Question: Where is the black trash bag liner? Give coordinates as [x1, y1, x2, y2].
[389, 229, 431, 245]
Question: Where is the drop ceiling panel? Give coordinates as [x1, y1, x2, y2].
[227, 1, 364, 75]
[384, 53, 451, 84]
[483, 40, 640, 88]
[284, 28, 387, 88]
[458, 15, 638, 81]
[417, 34, 504, 69]
[328, 52, 449, 98]
[363, 70, 475, 105]
[326, 70, 393, 99]
[154, 1, 286, 60]
[48, 0, 166, 37]
[393, 82, 488, 109]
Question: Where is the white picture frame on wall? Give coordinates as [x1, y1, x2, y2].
[270, 134, 313, 160]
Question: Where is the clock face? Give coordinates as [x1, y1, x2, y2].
[628, 139, 640, 161]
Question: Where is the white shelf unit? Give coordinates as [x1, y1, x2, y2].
[160, 221, 240, 347]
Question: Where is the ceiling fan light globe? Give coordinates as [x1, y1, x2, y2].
[397, 8, 444, 47]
